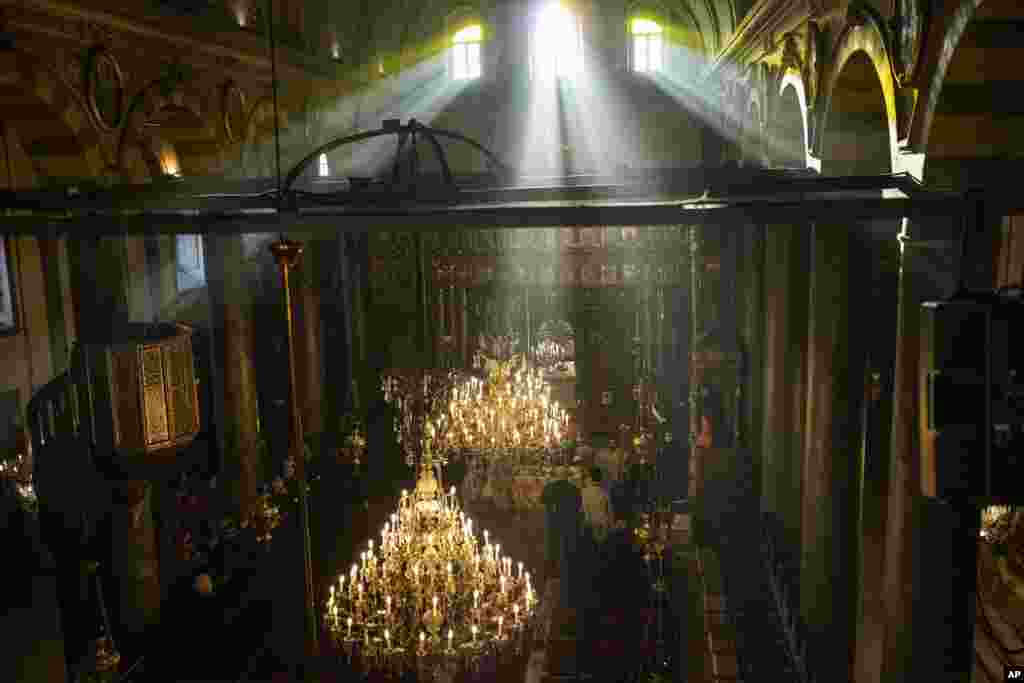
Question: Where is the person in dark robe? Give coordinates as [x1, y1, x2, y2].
[541, 466, 583, 608]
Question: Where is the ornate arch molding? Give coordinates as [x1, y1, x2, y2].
[687, 0, 724, 57]
[744, 80, 767, 165]
[814, 7, 899, 169]
[907, 0, 981, 153]
[778, 69, 812, 168]
[115, 68, 225, 179]
[0, 49, 104, 181]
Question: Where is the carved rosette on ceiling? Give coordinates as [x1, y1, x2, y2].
[222, 81, 247, 143]
[86, 47, 125, 131]
[893, 0, 924, 86]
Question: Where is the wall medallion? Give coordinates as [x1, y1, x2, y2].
[222, 82, 247, 143]
[86, 49, 124, 131]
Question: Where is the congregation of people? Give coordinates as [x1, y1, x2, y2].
[541, 452, 656, 614]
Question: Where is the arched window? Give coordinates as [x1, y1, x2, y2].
[631, 18, 663, 73]
[532, 4, 583, 80]
[176, 235, 206, 291]
[318, 152, 330, 178]
[452, 25, 482, 80]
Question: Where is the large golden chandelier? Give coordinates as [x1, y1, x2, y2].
[325, 444, 537, 678]
[431, 355, 569, 460]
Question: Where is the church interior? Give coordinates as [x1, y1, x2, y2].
[2, 0, 1024, 681]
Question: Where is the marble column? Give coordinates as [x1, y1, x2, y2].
[760, 225, 788, 519]
[204, 235, 261, 522]
[740, 223, 765, 486]
[800, 223, 869, 679]
[687, 226, 702, 501]
[786, 226, 811, 561]
[880, 216, 960, 683]
[123, 237, 150, 322]
[853, 219, 901, 683]
[38, 238, 73, 376]
[762, 223, 810, 557]
[68, 238, 131, 338]
[295, 255, 324, 439]
[320, 233, 351, 435]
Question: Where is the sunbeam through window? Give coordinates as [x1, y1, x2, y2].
[533, 4, 582, 80]
[631, 18, 662, 73]
[453, 25, 482, 81]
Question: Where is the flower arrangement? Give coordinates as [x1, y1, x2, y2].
[0, 452, 37, 515]
[251, 489, 282, 544]
[981, 505, 1019, 557]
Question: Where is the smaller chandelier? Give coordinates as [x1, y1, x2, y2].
[340, 425, 367, 466]
[433, 356, 569, 460]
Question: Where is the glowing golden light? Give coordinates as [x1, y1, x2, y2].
[160, 146, 181, 177]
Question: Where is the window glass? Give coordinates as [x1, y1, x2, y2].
[631, 18, 663, 73]
[176, 235, 206, 291]
[453, 25, 483, 80]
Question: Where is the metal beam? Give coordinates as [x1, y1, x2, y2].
[0, 169, 918, 214]
[0, 193, 1006, 237]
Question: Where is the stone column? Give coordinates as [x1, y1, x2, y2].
[39, 237, 72, 376]
[853, 220, 901, 683]
[295, 247, 324, 439]
[108, 480, 161, 637]
[740, 223, 765, 491]
[687, 226, 702, 501]
[881, 217, 959, 683]
[786, 226, 811, 560]
[320, 233, 351, 436]
[68, 238, 131, 338]
[204, 235, 261, 521]
[800, 223, 869, 679]
[761, 225, 790, 520]
[123, 237, 150, 322]
[761, 222, 811, 561]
